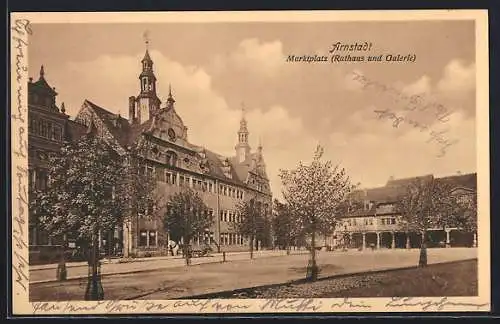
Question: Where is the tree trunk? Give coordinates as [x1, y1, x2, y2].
[286, 244, 291, 255]
[307, 229, 319, 281]
[184, 237, 191, 266]
[419, 230, 428, 267]
[249, 235, 254, 259]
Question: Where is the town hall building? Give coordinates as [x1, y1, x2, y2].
[28, 43, 273, 260]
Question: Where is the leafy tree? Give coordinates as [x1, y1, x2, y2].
[272, 199, 302, 254]
[279, 145, 353, 281]
[164, 188, 212, 265]
[31, 129, 125, 300]
[396, 177, 458, 267]
[449, 191, 477, 234]
[121, 138, 164, 257]
[232, 198, 264, 259]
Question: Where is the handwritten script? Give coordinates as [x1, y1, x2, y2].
[385, 297, 489, 311]
[11, 18, 32, 296]
[351, 71, 460, 157]
[32, 299, 252, 314]
[30, 296, 491, 314]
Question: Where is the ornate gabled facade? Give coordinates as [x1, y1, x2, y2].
[29, 43, 273, 257]
[28, 66, 87, 246]
[331, 173, 477, 250]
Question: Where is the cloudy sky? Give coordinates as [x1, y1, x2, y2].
[28, 21, 477, 197]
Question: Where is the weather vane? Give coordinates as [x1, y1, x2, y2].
[143, 30, 150, 48]
[241, 102, 247, 119]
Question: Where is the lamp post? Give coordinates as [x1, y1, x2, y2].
[85, 231, 104, 300]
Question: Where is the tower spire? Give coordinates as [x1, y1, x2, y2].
[40, 65, 45, 79]
[167, 83, 176, 108]
[143, 30, 150, 49]
[235, 102, 251, 162]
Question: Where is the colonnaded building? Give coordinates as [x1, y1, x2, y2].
[329, 173, 477, 250]
[28, 45, 272, 260]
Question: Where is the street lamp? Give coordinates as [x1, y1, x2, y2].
[85, 232, 104, 300]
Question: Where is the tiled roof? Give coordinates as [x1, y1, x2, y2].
[83, 99, 133, 147]
[65, 119, 88, 142]
[437, 173, 477, 191]
[29, 77, 57, 96]
[345, 173, 477, 217]
[386, 174, 433, 187]
[77, 100, 257, 187]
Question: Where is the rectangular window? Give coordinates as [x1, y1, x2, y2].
[40, 120, 47, 138]
[53, 125, 62, 141]
[47, 122, 53, 140]
[37, 170, 48, 190]
[139, 230, 148, 246]
[156, 167, 164, 181]
[180, 175, 185, 187]
[223, 211, 227, 222]
[208, 182, 213, 193]
[220, 210, 224, 222]
[149, 231, 157, 246]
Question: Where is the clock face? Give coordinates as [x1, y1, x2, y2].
[168, 128, 176, 141]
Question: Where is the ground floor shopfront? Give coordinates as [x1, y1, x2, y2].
[334, 228, 477, 250]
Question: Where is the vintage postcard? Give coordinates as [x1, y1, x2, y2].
[11, 10, 490, 315]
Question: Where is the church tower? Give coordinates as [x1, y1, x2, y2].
[129, 32, 161, 124]
[235, 104, 251, 163]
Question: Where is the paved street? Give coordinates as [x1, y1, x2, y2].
[30, 250, 309, 283]
[30, 248, 476, 301]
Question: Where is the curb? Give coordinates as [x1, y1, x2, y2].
[30, 254, 284, 284]
[124, 258, 478, 300]
[30, 252, 309, 284]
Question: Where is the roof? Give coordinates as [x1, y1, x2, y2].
[29, 66, 57, 96]
[65, 119, 88, 142]
[75, 99, 267, 188]
[142, 49, 152, 62]
[83, 99, 132, 147]
[437, 173, 477, 191]
[345, 173, 477, 217]
[386, 174, 433, 187]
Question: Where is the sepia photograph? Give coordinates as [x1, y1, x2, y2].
[11, 10, 490, 314]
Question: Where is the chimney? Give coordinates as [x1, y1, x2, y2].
[129, 96, 137, 124]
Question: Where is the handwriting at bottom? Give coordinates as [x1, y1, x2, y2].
[385, 297, 489, 311]
[260, 298, 322, 312]
[172, 299, 251, 312]
[330, 297, 371, 309]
